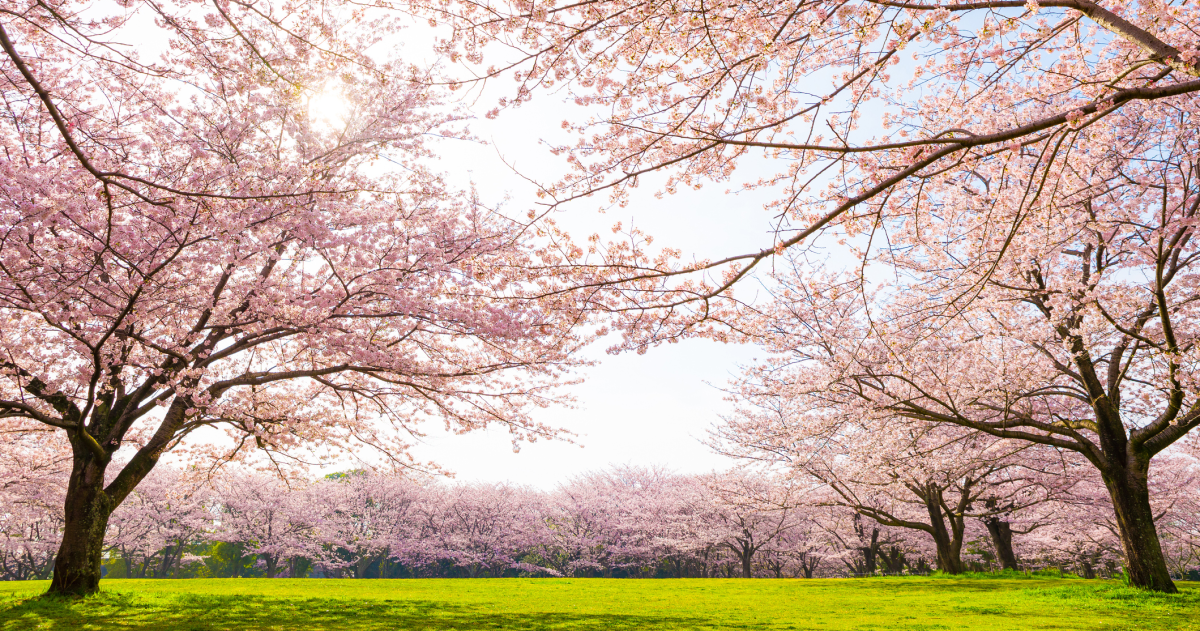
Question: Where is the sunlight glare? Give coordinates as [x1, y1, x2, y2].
[308, 83, 351, 131]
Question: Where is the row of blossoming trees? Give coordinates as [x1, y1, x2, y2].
[4, 0, 1200, 595]
[5, 458, 1199, 581]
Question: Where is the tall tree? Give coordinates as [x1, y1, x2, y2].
[0, 0, 586, 594]
[720, 137, 1200, 589]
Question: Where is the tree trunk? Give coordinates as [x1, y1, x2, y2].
[881, 546, 906, 574]
[983, 517, 1019, 571]
[48, 457, 113, 595]
[741, 550, 753, 578]
[231, 543, 244, 578]
[929, 528, 963, 574]
[800, 553, 820, 578]
[923, 489, 963, 574]
[1104, 467, 1177, 593]
[859, 527, 879, 575]
[1078, 557, 1097, 579]
[160, 543, 183, 578]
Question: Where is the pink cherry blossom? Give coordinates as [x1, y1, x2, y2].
[0, 0, 590, 594]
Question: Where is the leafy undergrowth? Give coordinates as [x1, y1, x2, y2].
[0, 577, 1197, 630]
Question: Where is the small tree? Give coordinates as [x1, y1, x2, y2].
[717, 410, 1057, 574]
[704, 471, 801, 578]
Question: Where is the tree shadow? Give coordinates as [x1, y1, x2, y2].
[0, 593, 720, 631]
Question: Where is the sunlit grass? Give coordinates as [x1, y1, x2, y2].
[1, 577, 1198, 630]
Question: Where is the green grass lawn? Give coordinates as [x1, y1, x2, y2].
[1, 577, 1198, 630]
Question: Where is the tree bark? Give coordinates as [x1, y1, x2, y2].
[722, 540, 756, 578]
[923, 488, 963, 574]
[44, 398, 179, 594]
[983, 517, 1019, 571]
[48, 456, 113, 595]
[1104, 466, 1177, 593]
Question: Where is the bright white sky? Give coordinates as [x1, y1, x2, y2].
[105, 4, 891, 488]
[116, 13, 794, 487]
[410, 89, 784, 488]
[301, 17, 879, 488]
[303, 8, 912, 487]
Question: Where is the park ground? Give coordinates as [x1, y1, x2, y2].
[1, 576, 1198, 630]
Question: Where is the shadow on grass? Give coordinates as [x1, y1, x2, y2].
[4, 580, 1198, 631]
[0, 593, 717, 631]
[1022, 582, 1200, 609]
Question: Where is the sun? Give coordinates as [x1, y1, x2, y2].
[307, 82, 351, 130]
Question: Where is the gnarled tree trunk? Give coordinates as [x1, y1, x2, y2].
[1104, 465, 1176, 593]
[922, 487, 964, 574]
[983, 517, 1019, 571]
[47, 408, 172, 595]
[49, 455, 114, 595]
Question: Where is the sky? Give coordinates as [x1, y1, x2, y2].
[407, 89, 786, 488]
[310, 16, 883, 488]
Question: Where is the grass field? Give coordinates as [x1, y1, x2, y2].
[1, 577, 1198, 630]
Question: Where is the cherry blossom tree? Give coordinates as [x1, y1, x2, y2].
[413, 482, 552, 577]
[815, 508, 930, 576]
[312, 472, 425, 578]
[543, 466, 685, 576]
[541, 471, 627, 576]
[210, 473, 320, 578]
[413, 0, 1200, 350]
[0, 423, 67, 580]
[1038, 452, 1200, 580]
[412, 0, 1200, 592]
[756, 514, 835, 578]
[716, 404, 1061, 574]
[416, 0, 1200, 591]
[703, 471, 802, 578]
[723, 169, 1200, 591]
[0, 0, 587, 594]
[104, 467, 210, 579]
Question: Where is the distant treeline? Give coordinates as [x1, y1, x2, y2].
[5, 465, 1199, 582]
